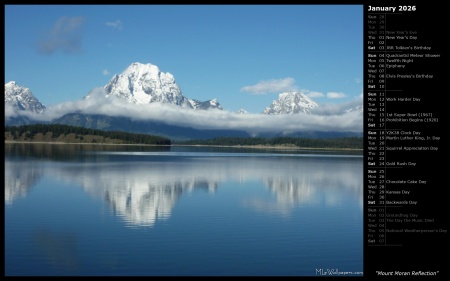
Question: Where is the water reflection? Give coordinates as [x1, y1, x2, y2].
[5, 160, 43, 205]
[4, 142, 170, 161]
[103, 181, 183, 227]
[245, 170, 363, 216]
[5, 146, 363, 228]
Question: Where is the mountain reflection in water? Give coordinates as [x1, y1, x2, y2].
[5, 144, 362, 227]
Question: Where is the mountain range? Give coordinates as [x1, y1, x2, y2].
[5, 62, 363, 140]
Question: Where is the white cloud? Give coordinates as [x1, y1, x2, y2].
[106, 20, 123, 30]
[6, 86, 363, 134]
[4, 104, 17, 118]
[5, 103, 51, 122]
[240, 77, 298, 95]
[102, 69, 110, 75]
[32, 89, 362, 134]
[306, 91, 324, 98]
[327, 92, 347, 99]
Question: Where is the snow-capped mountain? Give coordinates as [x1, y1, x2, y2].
[235, 109, 248, 114]
[87, 62, 192, 107]
[87, 62, 224, 110]
[189, 98, 223, 110]
[4, 81, 46, 114]
[262, 92, 318, 115]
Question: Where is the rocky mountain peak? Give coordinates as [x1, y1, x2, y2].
[189, 98, 223, 110]
[101, 62, 193, 108]
[4, 81, 46, 114]
[262, 91, 318, 115]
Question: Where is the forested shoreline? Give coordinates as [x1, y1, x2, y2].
[175, 136, 363, 150]
[5, 124, 363, 149]
[4, 124, 172, 145]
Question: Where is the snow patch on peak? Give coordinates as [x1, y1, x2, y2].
[189, 98, 223, 110]
[235, 109, 248, 114]
[262, 91, 318, 115]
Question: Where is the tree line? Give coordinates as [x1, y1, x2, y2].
[5, 124, 363, 149]
[175, 136, 363, 149]
[4, 124, 171, 145]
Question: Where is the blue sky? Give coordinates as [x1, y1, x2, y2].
[5, 4, 363, 114]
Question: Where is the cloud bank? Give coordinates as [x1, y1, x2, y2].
[8, 88, 363, 134]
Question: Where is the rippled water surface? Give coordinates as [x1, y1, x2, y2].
[5, 143, 363, 276]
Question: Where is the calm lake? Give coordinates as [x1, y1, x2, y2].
[5, 143, 364, 276]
